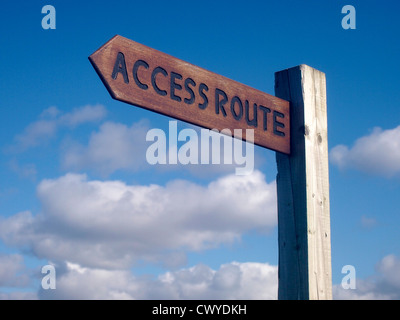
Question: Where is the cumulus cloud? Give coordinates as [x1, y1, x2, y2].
[58, 105, 107, 127]
[39, 261, 277, 300]
[334, 254, 400, 300]
[157, 261, 278, 300]
[330, 125, 400, 178]
[62, 119, 261, 178]
[62, 120, 150, 175]
[0, 170, 277, 269]
[0, 254, 31, 288]
[10, 105, 107, 152]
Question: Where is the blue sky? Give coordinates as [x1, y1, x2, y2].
[1, 0, 400, 299]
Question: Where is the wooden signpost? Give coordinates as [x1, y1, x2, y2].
[89, 35, 290, 154]
[89, 35, 332, 300]
[275, 65, 332, 300]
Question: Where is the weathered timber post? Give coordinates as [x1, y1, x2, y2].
[275, 65, 332, 300]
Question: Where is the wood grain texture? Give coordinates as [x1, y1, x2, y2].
[89, 35, 290, 154]
[275, 65, 332, 300]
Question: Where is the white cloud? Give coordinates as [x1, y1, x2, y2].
[10, 105, 107, 152]
[39, 261, 277, 300]
[58, 104, 107, 127]
[376, 254, 400, 290]
[13, 119, 58, 151]
[330, 125, 400, 177]
[62, 120, 150, 175]
[333, 254, 400, 300]
[0, 170, 277, 269]
[0, 254, 31, 288]
[62, 119, 262, 178]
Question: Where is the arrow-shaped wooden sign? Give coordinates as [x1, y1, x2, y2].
[89, 35, 290, 154]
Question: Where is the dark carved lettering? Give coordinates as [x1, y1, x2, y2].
[170, 72, 183, 102]
[151, 66, 168, 96]
[259, 106, 271, 131]
[184, 78, 196, 105]
[111, 52, 129, 84]
[132, 60, 149, 90]
[198, 83, 209, 109]
[215, 88, 228, 117]
[273, 111, 285, 136]
[245, 101, 258, 127]
[230, 96, 243, 121]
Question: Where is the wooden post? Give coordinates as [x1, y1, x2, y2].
[275, 65, 332, 300]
